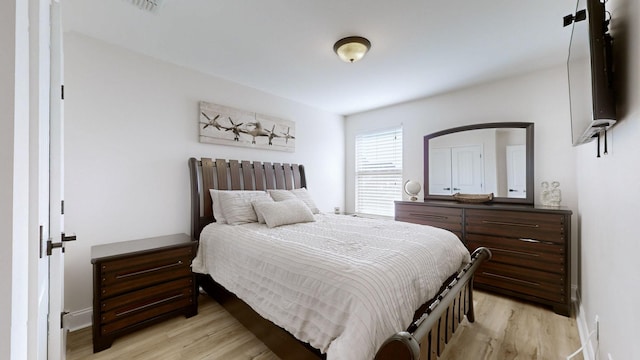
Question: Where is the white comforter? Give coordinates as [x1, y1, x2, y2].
[191, 214, 470, 360]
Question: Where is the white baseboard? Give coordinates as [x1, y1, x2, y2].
[64, 307, 92, 332]
[574, 292, 596, 360]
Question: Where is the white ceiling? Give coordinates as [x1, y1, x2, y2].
[63, 0, 579, 115]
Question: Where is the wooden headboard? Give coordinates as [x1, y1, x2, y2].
[188, 157, 307, 240]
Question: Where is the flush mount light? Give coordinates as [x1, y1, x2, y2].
[333, 36, 371, 63]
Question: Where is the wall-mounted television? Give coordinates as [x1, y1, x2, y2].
[566, 0, 616, 146]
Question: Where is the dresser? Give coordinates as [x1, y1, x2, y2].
[91, 234, 198, 352]
[395, 201, 572, 316]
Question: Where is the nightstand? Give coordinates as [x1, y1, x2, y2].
[91, 233, 198, 352]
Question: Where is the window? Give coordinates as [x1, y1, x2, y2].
[355, 126, 403, 217]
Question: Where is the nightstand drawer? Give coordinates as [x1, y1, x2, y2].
[100, 246, 193, 279]
[101, 287, 194, 335]
[99, 249, 193, 297]
[100, 277, 194, 314]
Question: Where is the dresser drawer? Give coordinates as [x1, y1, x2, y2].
[98, 247, 193, 297]
[467, 234, 565, 274]
[475, 262, 566, 303]
[465, 209, 567, 244]
[395, 203, 463, 237]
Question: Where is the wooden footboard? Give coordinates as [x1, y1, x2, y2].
[375, 247, 492, 360]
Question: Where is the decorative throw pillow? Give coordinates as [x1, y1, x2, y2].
[253, 199, 316, 228]
[251, 197, 274, 224]
[268, 188, 320, 214]
[215, 190, 268, 225]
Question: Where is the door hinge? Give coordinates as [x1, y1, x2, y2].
[39, 225, 44, 258]
[61, 84, 64, 100]
[61, 200, 64, 215]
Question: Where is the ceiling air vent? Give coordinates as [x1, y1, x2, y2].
[124, 0, 164, 14]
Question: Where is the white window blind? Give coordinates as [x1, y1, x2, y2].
[355, 127, 403, 217]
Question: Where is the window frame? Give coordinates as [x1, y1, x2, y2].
[354, 126, 403, 217]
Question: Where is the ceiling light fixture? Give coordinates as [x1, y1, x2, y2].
[333, 36, 371, 63]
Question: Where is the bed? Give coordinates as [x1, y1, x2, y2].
[188, 157, 490, 360]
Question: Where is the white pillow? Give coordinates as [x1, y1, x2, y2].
[268, 188, 320, 214]
[211, 190, 268, 225]
[251, 197, 274, 224]
[290, 188, 320, 214]
[253, 199, 315, 228]
[208, 189, 226, 223]
[267, 189, 296, 201]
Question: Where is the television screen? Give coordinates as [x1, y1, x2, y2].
[567, 0, 616, 146]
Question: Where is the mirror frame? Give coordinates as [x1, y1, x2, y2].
[423, 122, 534, 205]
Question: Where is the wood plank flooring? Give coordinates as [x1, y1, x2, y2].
[67, 290, 582, 360]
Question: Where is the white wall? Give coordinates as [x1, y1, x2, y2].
[346, 65, 580, 295]
[576, 0, 640, 359]
[1, 1, 31, 359]
[63, 33, 345, 319]
[0, 1, 17, 357]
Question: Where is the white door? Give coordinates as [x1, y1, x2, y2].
[451, 145, 484, 193]
[429, 148, 452, 195]
[506, 145, 526, 198]
[30, 0, 52, 358]
[48, 1, 68, 358]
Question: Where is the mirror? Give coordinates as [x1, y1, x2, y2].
[424, 122, 534, 205]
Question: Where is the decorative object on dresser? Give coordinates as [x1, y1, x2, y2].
[91, 234, 198, 352]
[541, 181, 562, 206]
[403, 180, 421, 201]
[452, 192, 494, 203]
[189, 157, 491, 360]
[425, 122, 534, 205]
[396, 201, 572, 316]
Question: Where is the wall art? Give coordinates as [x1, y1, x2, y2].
[199, 101, 295, 152]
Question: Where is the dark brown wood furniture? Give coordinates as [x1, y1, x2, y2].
[189, 157, 490, 360]
[424, 122, 535, 205]
[396, 200, 572, 316]
[91, 233, 198, 352]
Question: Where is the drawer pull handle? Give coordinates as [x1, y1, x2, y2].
[116, 261, 184, 279]
[492, 248, 539, 257]
[114, 294, 184, 317]
[481, 220, 539, 228]
[410, 213, 448, 220]
[482, 272, 540, 287]
[518, 237, 558, 246]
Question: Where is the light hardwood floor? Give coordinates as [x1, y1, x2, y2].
[67, 291, 583, 360]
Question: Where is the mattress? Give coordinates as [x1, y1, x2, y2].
[191, 213, 470, 360]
